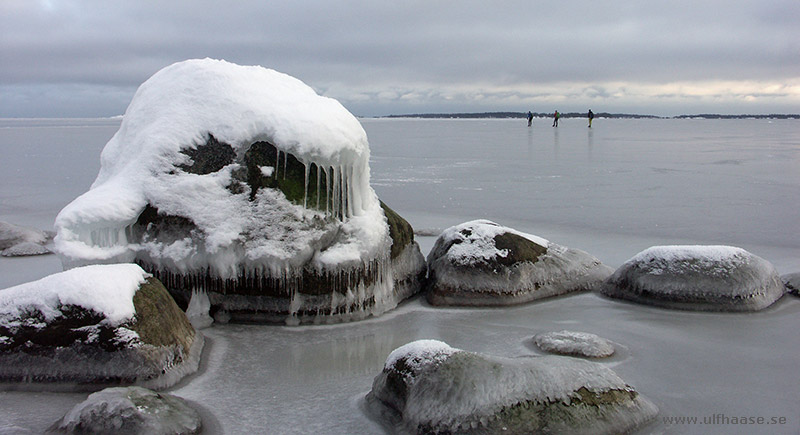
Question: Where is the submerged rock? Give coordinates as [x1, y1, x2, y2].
[0, 221, 54, 257]
[367, 340, 657, 434]
[532, 330, 616, 358]
[601, 245, 785, 311]
[49, 386, 201, 434]
[426, 220, 613, 306]
[54, 59, 425, 325]
[783, 273, 800, 297]
[0, 264, 201, 390]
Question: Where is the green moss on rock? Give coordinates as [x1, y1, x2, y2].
[492, 231, 547, 266]
[131, 277, 195, 351]
[380, 201, 415, 259]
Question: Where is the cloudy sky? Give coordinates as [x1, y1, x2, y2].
[1, 0, 798, 117]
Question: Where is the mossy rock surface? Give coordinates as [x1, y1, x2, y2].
[380, 201, 415, 259]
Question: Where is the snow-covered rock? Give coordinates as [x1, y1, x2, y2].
[2, 241, 51, 257]
[426, 220, 613, 306]
[53, 58, 425, 325]
[533, 330, 616, 358]
[601, 245, 785, 311]
[367, 339, 657, 434]
[49, 386, 201, 434]
[0, 221, 53, 257]
[0, 264, 202, 390]
[783, 272, 800, 297]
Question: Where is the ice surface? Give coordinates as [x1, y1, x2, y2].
[533, 330, 616, 358]
[1, 118, 799, 434]
[0, 263, 149, 326]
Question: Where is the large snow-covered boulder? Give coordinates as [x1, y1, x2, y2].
[0, 221, 53, 257]
[367, 340, 658, 434]
[0, 264, 202, 390]
[49, 386, 201, 434]
[601, 245, 785, 311]
[426, 220, 613, 306]
[54, 58, 425, 325]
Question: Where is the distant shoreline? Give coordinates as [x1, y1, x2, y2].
[376, 112, 800, 120]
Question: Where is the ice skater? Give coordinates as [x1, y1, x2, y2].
[527, 111, 533, 127]
[588, 109, 594, 128]
[552, 110, 559, 127]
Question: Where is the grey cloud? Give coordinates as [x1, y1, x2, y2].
[1, 0, 797, 117]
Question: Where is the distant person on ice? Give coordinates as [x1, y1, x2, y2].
[552, 110, 560, 127]
[588, 109, 594, 128]
[527, 111, 533, 127]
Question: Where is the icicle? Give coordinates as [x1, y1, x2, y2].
[283, 152, 288, 180]
[274, 148, 280, 179]
[303, 161, 309, 209]
[316, 164, 321, 210]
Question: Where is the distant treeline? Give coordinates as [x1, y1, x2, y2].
[380, 112, 799, 120]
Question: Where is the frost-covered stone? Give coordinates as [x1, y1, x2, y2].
[0, 264, 202, 390]
[533, 330, 615, 358]
[426, 220, 613, 306]
[49, 386, 201, 434]
[601, 245, 785, 311]
[783, 273, 800, 297]
[2, 241, 51, 257]
[0, 221, 53, 257]
[54, 59, 425, 325]
[367, 340, 657, 434]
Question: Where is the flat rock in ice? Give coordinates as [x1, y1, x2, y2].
[0, 221, 54, 257]
[426, 220, 613, 306]
[367, 339, 657, 434]
[49, 386, 201, 434]
[0, 264, 202, 390]
[533, 330, 616, 358]
[601, 245, 785, 311]
[2, 241, 51, 257]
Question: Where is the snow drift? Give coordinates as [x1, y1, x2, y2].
[53, 59, 425, 324]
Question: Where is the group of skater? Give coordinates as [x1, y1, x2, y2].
[526, 109, 594, 128]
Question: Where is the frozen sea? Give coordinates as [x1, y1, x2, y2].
[1, 117, 799, 434]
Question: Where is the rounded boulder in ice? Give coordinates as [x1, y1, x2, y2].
[49, 386, 201, 434]
[53, 59, 425, 325]
[601, 245, 785, 311]
[533, 330, 616, 358]
[0, 264, 202, 390]
[367, 339, 657, 434]
[426, 220, 613, 306]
